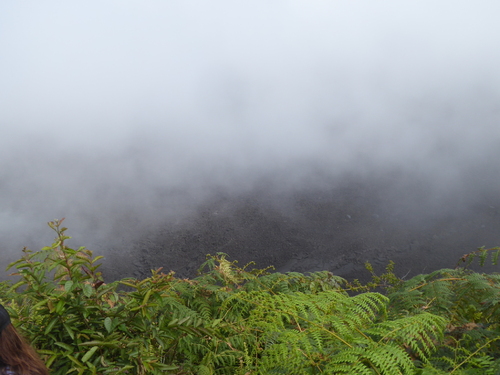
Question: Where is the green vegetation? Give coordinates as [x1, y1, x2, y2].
[2, 219, 500, 374]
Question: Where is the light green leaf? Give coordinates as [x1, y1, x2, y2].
[44, 317, 58, 335]
[55, 341, 74, 352]
[211, 318, 222, 328]
[104, 317, 112, 333]
[64, 280, 74, 292]
[63, 322, 75, 340]
[82, 346, 99, 363]
[55, 300, 65, 314]
[82, 283, 93, 297]
[67, 354, 84, 367]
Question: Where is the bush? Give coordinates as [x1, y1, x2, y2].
[2, 220, 500, 374]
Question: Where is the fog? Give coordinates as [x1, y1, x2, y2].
[1, 1, 500, 279]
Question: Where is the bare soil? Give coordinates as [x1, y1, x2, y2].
[102, 173, 500, 283]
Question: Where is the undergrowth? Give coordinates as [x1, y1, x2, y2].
[1, 219, 500, 374]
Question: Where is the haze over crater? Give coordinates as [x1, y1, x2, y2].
[1, 1, 500, 280]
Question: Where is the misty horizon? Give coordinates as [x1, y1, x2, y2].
[1, 2, 500, 279]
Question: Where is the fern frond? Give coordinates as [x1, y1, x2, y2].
[370, 312, 447, 361]
[328, 343, 414, 375]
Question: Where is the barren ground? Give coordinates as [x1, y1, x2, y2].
[103, 174, 500, 283]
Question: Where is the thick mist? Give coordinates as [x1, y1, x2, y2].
[1, 1, 500, 280]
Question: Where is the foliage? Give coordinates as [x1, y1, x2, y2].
[1, 221, 500, 374]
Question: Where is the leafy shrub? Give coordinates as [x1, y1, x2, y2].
[2, 220, 500, 374]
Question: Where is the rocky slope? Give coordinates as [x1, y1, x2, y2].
[103, 174, 500, 283]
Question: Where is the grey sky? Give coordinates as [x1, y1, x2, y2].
[1, 1, 500, 254]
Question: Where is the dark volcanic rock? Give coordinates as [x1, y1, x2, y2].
[102, 174, 500, 283]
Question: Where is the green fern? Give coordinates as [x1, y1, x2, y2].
[6, 221, 500, 374]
